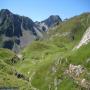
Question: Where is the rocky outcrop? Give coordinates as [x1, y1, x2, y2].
[15, 71, 29, 81]
[76, 27, 90, 49]
[41, 15, 62, 27]
[65, 64, 90, 89]
[66, 64, 85, 77]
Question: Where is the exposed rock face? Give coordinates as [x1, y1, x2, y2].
[35, 15, 62, 32]
[76, 27, 90, 49]
[0, 9, 62, 52]
[66, 64, 85, 77]
[0, 9, 41, 52]
[42, 15, 62, 27]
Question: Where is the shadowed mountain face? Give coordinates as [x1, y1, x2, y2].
[0, 9, 62, 52]
[42, 15, 62, 27]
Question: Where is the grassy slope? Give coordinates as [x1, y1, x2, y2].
[13, 14, 90, 90]
[0, 13, 90, 90]
[0, 49, 33, 90]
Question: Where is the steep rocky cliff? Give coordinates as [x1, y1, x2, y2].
[0, 9, 62, 52]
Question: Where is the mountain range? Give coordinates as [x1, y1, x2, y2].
[0, 9, 62, 52]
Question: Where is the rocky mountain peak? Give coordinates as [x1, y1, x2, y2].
[49, 15, 61, 21]
[0, 9, 12, 16]
[42, 15, 62, 27]
[35, 15, 62, 32]
[0, 9, 41, 52]
[0, 9, 11, 13]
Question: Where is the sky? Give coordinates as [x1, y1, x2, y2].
[0, 0, 90, 21]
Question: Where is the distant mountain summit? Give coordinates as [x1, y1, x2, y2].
[42, 15, 62, 27]
[0, 9, 62, 52]
[35, 15, 62, 32]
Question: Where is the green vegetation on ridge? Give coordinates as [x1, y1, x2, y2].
[0, 13, 90, 90]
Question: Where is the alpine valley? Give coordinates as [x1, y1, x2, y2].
[0, 9, 90, 90]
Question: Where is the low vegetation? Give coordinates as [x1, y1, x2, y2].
[0, 13, 90, 90]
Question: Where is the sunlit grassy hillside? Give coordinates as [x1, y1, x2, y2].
[0, 13, 90, 90]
